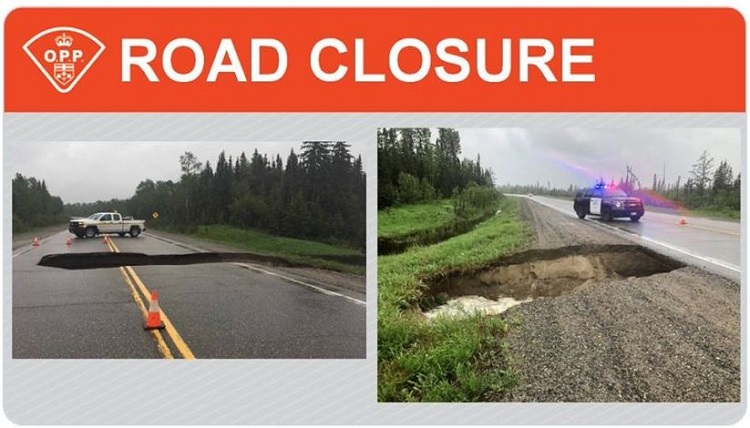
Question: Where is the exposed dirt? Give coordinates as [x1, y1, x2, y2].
[482, 199, 742, 402]
[424, 245, 684, 316]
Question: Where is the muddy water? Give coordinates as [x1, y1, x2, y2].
[424, 295, 533, 319]
[424, 245, 684, 319]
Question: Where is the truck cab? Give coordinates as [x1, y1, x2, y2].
[96, 212, 123, 234]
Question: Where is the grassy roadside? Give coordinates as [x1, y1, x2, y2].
[378, 200, 455, 238]
[170, 224, 365, 275]
[378, 197, 530, 401]
[665, 206, 740, 222]
[378, 193, 501, 255]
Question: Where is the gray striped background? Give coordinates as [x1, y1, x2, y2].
[3, 113, 746, 425]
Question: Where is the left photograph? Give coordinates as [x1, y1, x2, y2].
[9, 140, 366, 359]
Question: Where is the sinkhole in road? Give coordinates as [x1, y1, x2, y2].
[38, 251, 318, 270]
[423, 244, 685, 319]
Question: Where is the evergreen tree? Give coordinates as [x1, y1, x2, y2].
[12, 173, 65, 232]
[377, 128, 494, 209]
[690, 150, 715, 195]
[50, 141, 366, 249]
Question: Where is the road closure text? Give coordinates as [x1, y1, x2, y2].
[121, 37, 595, 83]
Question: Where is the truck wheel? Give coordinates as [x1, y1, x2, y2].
[575, 207, 586, 219]
[601, 207, 613, 222]
[630, 215, 642, 222]
[85, 227, 97, 238]
[129, 227, 141, 238]
[118, 233, 126, 237]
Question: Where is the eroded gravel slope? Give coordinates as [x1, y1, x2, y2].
[493, 199, 740, 402]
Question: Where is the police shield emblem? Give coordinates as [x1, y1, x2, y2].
[23, 27, 105, 94]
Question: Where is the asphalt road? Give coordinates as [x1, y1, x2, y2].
[12, 231, 366, 359]
[516, 195, 741, 281]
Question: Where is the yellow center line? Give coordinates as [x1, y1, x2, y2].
[123, 265, 196, 360]
[107, 237, 196, 359]
[118, 266, 174, 359]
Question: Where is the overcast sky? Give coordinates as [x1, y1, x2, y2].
[7, 129, 741, 203]
[455, 128, 742, 190]
[7, 141, 363, 203]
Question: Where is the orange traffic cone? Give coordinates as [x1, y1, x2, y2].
[679, 217, 688, 225]
[65, 237, 72, 246]
[32, 237, 40, 247]
[102, 235, 109, 244]
[144, 291, 165, 330]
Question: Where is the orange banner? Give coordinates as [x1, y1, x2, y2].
[4, 8, 745, 112]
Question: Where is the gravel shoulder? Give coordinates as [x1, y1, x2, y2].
[493, 199, 740, 402]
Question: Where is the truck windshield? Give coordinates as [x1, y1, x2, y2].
[604, 189, 628, 197]
[88, 213, 103, 220]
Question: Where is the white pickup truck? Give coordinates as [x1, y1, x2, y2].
[69, 212, 146, 238]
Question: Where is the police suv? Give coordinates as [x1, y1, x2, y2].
[573, 184, 644, 222]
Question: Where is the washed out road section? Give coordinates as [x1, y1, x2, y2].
[521, 194, 740, 279]
[38, 251, 316, 270]
[489, 198, 740, 402]
[13, 231, 365, 359]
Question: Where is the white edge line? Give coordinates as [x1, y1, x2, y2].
[142, 232, 206, 253]
[522, 196, 741, 274]
[12, 250, 29, 259]
[12, 235, 54, 259]
[233, 262, 366, 306]
[145, 232, 366, 305]
[638, 236, 741, 273]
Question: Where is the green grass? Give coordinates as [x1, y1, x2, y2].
[379, 314, 516, 402]
[682, 207, 740, 222]
[185, 224, 364, 274]
[642, 204, 740, 222]
[378, 200, 455, 238]
[378, 197, 530, 402]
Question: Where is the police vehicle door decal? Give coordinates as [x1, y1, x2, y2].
[590, 197, 602, 215]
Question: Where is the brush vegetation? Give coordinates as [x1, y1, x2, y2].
[378, 200, 455, 239]
[378, 186, 502, 254]
[378, 197, 530, 401]
[186, 224, 365, 274]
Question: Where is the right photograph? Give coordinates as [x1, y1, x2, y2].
[377, 127, 741, 402]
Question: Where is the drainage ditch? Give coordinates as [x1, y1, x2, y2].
[423, 244, 685, 319]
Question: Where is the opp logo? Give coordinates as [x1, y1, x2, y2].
[23, 27, 105, 94]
